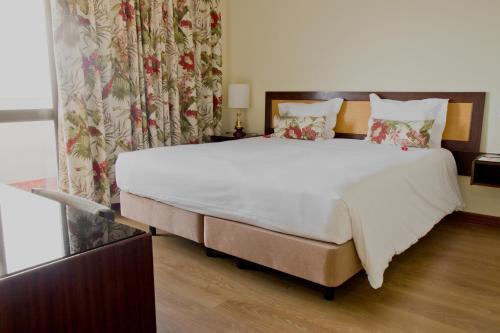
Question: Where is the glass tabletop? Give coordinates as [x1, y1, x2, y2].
[0, 184, 143, 278]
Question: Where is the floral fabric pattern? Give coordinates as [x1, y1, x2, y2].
[272, 116, 326, 141]
[52, 0, 222, 205]
[366, 118, 434, 148]
[66, 207, 140, 253]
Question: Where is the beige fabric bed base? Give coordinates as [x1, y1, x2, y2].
[204, 216, 362, 287]
[120, 191, 204, 243]
[120, 191, 362, 287]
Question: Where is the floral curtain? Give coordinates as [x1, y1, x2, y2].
[51, 0, 222, 205]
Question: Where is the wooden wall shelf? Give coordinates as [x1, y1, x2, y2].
[471, 154, 500, 188]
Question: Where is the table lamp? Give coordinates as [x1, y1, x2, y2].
[228, 83, 250, 138]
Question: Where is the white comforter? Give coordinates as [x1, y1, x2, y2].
[116, 138, 463, 288]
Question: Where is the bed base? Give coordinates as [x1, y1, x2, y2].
[121, 191, 204, 243]
[120, 192, 362, 299]
[203, 216, 362, 289]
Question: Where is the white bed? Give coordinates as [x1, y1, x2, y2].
[116, 137, 463, 288]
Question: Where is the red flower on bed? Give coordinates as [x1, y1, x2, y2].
[284, 126, 302, 139]
[119, 2, 135, 23]
[179, 52, 195, 72]
[369, 119, 390, 143]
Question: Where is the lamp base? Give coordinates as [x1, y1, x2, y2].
[233, 127, 246, 139]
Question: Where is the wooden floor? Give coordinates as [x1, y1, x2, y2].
[118, 215, 500, 333]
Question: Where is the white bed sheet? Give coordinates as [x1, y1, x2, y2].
[116, 138, 463, 288]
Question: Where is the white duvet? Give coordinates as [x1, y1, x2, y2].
[116, 138, 463, 288]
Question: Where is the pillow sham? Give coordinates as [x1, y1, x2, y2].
[272, 116, 326, 141]
[367, 93, 448, 148]
[278, 98, 344, 139]
[366, 118, 435, 148]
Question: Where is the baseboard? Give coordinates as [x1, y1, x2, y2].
[451, 211, 500, 227]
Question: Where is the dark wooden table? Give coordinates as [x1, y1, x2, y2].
[471, 154, 500, 188]
[0, 185, 156, 333]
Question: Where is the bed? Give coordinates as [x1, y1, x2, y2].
[117, 91, 485, 299]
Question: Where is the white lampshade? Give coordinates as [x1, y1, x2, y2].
[228, 84, 250, 109]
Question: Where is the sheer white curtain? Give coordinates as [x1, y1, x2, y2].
[0, 0, 58, 185]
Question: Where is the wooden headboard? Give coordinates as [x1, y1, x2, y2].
[265, 91, 485, 176]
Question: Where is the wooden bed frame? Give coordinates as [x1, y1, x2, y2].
[121, 91, 485, 300]
[265, 91, 485, 176]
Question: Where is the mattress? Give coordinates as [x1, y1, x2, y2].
[116, 137, 463, 288]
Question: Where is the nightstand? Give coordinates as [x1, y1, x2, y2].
[210, 133, 261, 142]
[471, 154, 500, 188]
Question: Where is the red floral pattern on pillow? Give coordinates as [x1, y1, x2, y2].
[272, 116, 326, 141]
[366, 118, 434, 148]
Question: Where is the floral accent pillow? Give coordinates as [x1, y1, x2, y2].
[366, 118, 435, 148]
[272, 116, 326, 141]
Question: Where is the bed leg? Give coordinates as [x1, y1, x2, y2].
[206, 248, 229, 258]
[149, 226, 157, 236]
[236, 258, 248, 269]
[323, 287, 335, 301]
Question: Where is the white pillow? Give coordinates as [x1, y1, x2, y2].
[278, 98, 344, 139]
[367, 93, 449, 148]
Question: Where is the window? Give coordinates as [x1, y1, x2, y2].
[0, 121, 57, 184]
[0, 0, 58, 188]
[0, 2, 53, 110]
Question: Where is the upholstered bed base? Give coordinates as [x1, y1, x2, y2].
[204, 216, 362, 287]
[120, 191, 204, 243]
[120, 191, 362, 289]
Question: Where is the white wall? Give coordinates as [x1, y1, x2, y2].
[222, 0, 500, 216]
